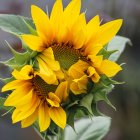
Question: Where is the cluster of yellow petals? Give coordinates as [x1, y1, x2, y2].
[2, 0, 123, 132]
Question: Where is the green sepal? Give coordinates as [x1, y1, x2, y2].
[67, 105, 92, 131]
[90, 75, 119, 110]
[22, 18, 37, 35]
[79, 94, 94, 115]
[0, 97, 13, 113]
[0, 76, 14, 84]
[91, 103, 105, 116]
[67, 107, 77, 131]
[94, 87, 116, 110]
[99, 48, 118, 59]
[0, 41, 31, 69]
[90, 75, 122, 94]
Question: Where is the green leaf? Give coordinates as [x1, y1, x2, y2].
[90, 75, 116, 110]
[5, 41, 30, 65]
[64, 116, 111, 140]
[0, 14, 35, 35]
[99, 47, 118, 59]
[67, 106, 90, 130]
[94, 88, 116, 110]
[107, 36, 132, 61]
[90, 75, 123, 95]
[67, 108, 77, 130]
[79, 94, 94, 114]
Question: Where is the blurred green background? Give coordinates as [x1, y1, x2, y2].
[0, 0, 140, 140]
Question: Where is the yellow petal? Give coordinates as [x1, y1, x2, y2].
[70, 75, 88, 95]
[22, 35, 44, 52]
[36, 57, 54, 76]
[73, 29, 85, 49]
[68, 60, 89, 79]
[12, 94, 40, 123]
[18, 93, 40, 112]
[4, 85, 32, 107]
[40, 47, 60, 71]
[12, 65, 34, 80]
[48, 92, 60, 103]
[95, 19, 123, 45]
[39, 102, 51, 132]
[98, 60, 122, 77]
[55, 70, 64, 80]
[50, 0, 63, 35]
[36, 57, 57, 84]
[85, 15, 100, 44]
[21, 109, 38, 128]
[64, 0, 81, 28]
[71, 13, 86, 38]
[31, 5, 53, 43]
[84, 44, 103, 56]
[1, 80, 28, 92]
[42, 47, 55, 60]
[55, 81, 68, 102]
[39, 54, 60, 71]
[49, 107, 66, 129]
[13, 89, 33, 108]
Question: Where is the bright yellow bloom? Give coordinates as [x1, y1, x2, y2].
[2, 65, 68, 132]
[22, 0, 122, 94]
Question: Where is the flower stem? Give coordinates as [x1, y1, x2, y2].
[33, 125, 44, 140]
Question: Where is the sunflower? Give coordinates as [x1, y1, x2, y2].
[21, 0, 122, 95]
[2, 65, 68, 132]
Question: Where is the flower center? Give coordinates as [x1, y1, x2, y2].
[51, 43, 86, 70]
[32, 75, 57, 99]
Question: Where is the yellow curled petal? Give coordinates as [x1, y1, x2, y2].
[68, 60, 89, 79]
[87, 67, 100, 83]
[46, 92, 60, 107]
[98, 60, 122, 77]
[46, 99, 60, 107]
[70, 75, 88, 95]
[49, 107, 66, 129]
[12, 65, 34, 80]
[36, 57, 57, 84]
